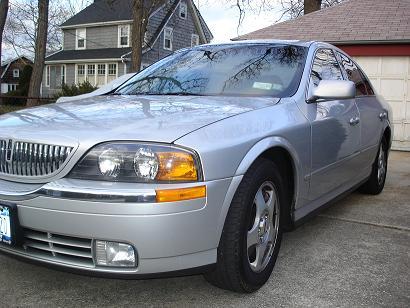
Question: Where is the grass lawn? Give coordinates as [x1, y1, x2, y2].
[0, 104, 26, 115]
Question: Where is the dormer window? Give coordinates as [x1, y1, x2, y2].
[76, 28, 86, 50]
[118, 25, 130, 47]
[179, 2, 187, 19]
[13, 69, 20, 78]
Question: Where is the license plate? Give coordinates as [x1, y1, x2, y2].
[0, 205, 13, 245]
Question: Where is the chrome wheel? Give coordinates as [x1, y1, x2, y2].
[247, 181, 280, 273]
[377, 144, 386, 185]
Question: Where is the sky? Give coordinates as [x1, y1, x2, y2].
[197, 2, 282, 43]
[1, 1, 284, 62]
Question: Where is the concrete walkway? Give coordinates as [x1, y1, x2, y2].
[0, 151, 409, 307]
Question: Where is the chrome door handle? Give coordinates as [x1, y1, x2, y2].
[379, 112, 387, 120]
[349, 117, 360, 126]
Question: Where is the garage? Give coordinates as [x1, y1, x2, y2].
[354, 56, 410, 150]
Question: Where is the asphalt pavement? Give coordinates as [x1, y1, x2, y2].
[0, 151, 409, 307]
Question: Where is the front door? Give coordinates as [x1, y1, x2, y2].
[306, 49, 361, 200]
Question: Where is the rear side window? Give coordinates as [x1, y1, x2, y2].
[310, 49, 344, 87]
[338, 53, 370, 96]
[359, 69, 375, 95]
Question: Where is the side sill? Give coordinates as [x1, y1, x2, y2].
[291, 177, 369, 229]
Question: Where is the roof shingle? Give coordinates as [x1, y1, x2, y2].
[45, 48, 132, 62]
[234, 0, 410, 44]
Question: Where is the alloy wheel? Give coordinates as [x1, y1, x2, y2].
[247, 181, 280, 273]
[377, 144, 386, 185]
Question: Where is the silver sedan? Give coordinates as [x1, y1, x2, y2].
[0, 40, 392, 293]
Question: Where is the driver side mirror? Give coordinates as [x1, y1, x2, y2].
[307, 80, 355, 103]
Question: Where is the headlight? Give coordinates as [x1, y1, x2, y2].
[68, 142, 202, 183]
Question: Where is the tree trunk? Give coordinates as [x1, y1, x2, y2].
[131, 0, 145, 72]
[0, 0, 9, 102]
[27, 0, 49, 107]
[304, 0, 322, 15]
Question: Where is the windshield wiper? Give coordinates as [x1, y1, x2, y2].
[161, 92, 204, 96]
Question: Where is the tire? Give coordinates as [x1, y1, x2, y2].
[204, 158, 287, 293]
[359, 137, 388, 195]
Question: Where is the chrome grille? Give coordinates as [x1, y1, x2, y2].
[22, 228, 94, 268]
[0, 140, 73, 177]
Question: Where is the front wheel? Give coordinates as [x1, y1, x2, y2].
[204, 158, 285, 293]
[359, 137, 388, 195]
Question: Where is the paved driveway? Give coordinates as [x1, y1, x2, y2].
[1, 152, 409, 307]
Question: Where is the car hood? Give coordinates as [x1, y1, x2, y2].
[0, 95, 279, 145]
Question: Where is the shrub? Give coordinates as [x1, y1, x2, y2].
[54, 81, 98, 99]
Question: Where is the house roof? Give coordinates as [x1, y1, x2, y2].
[61, 0, 135, 28]
[1, 56, 33, 79]
[45, 48, 132, 63]
[234, 0, 410, 44]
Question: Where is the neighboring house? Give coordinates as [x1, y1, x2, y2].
[43, 0, 213, 97]
[0, 56, 33, 94]
[234, 0, 410, 151]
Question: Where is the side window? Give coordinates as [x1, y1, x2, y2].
[310, 49, 343, 87]
[338, 53, 368, 96]
[359, 68, 375, 95]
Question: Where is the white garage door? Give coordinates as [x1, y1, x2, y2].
[354, 56, 410, 151]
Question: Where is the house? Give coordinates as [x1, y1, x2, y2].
[0, 56, 33, 94]
[43, 0, 213, 97]
[234, 0, 410, 151]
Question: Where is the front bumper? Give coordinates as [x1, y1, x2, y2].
[0, 177, 241, 277]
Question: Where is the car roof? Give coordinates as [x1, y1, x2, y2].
[199, 39, 316, 48]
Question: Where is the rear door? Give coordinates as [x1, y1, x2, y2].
[337, 52, 385, 169]
[306, 49, 361, 200]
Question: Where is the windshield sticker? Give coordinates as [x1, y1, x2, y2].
[253, 82, 273, 90]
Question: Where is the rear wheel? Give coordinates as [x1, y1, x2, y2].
[204, 158, 285, 293]
[359, 137, 388, 195]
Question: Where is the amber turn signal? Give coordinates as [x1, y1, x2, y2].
[156, 185, 206, 203]
[156, 152, 198, 181]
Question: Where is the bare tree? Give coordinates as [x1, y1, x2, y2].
[228, 0, 344, 26]
[131, 0, 170, 72]
[0, 0, 9, 100]
[3, 0, 90, 59]
[27, 0, 49, 106]
[279, 0, 343, 19]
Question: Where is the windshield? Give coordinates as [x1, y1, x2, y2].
[115, 44, 308, 97]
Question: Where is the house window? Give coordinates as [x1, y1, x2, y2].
[61, 65, 66, 85]
[8, 84, 18, 92]
[179, 2, 187, 19]
[163, 27, 173, 51]
[191, 34, 199, 47]
[118, 25, 130, 47]
[77, 64, 85, 75]
[88, 64, 95, 76]
[45, 66, 50, 87]
[13, 69, 19, 78]
[77, 64, 85, 84]
[143, 31, 149, 46]
[108, 64, 117, 75]
[141, 63, 150, 70]
[86, 64, 96, 85]
[98, 64, 106, 75]
[76, 28, 86, 50]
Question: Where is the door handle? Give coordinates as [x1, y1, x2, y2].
[349, 117, 360, 126]
[379, 112, 387, 120]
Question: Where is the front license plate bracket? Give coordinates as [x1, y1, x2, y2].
[0, 202, 22, 246]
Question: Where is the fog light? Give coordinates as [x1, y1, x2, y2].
[95, 241, 136, 267]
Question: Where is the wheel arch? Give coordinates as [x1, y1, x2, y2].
[383, 125, 392, 150]
[216, 137, 303, 241]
